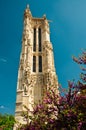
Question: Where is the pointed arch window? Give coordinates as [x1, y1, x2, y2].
[33, 56, 36, 72]
[33, 28, 36, 51]
[38, 28, 42, 52]
[39, 56, 42, 72]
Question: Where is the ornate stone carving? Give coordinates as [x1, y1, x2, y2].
[27, 39, 31, 46]
[14, 5, 59, 130]
[23, 83, 28, 95]
[43, 41, 53, 52]
[37, 75, 43, 84]
[30, 74, 37, 86]
[44, 71, 58, 88]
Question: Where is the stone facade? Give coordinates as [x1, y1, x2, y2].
[14, 5, 59, 129]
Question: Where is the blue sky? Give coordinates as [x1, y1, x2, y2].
[0, 0, 86, 114]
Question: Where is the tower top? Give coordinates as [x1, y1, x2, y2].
[26, 4, 29, 9]
[24, 4, 32, 18]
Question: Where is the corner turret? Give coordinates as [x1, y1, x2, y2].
[24, 4, 32, 18]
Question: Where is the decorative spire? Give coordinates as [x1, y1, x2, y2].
[26, 4, 29, 9]
[24, 4, 32, 18]
[43, 14, 46, 19]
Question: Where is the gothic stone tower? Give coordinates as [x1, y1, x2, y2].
[15, 5, 59, 125]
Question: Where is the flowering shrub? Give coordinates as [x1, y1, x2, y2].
[20, 50, 86, 130]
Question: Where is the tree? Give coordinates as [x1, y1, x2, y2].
[0, 113, 15, 130]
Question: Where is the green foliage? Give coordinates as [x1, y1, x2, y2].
[0, 113, 15, 130]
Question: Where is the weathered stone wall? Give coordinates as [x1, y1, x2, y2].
[14, 5, 59, 129]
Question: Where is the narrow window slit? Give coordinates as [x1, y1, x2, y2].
[38, 28, 42, 52]
[33, 28, 36, 51]
[39, 56, 42, 72]
[33, 56, 36, 72]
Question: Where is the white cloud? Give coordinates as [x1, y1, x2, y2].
[0, 105, 5, 109]
[0, 58, 7, 63]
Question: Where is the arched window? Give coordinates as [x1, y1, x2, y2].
[38, 28, 42, 52]
[39, 56, 42, 72]
[33, 28, 36, 51]
[33, 56, 36, 72]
